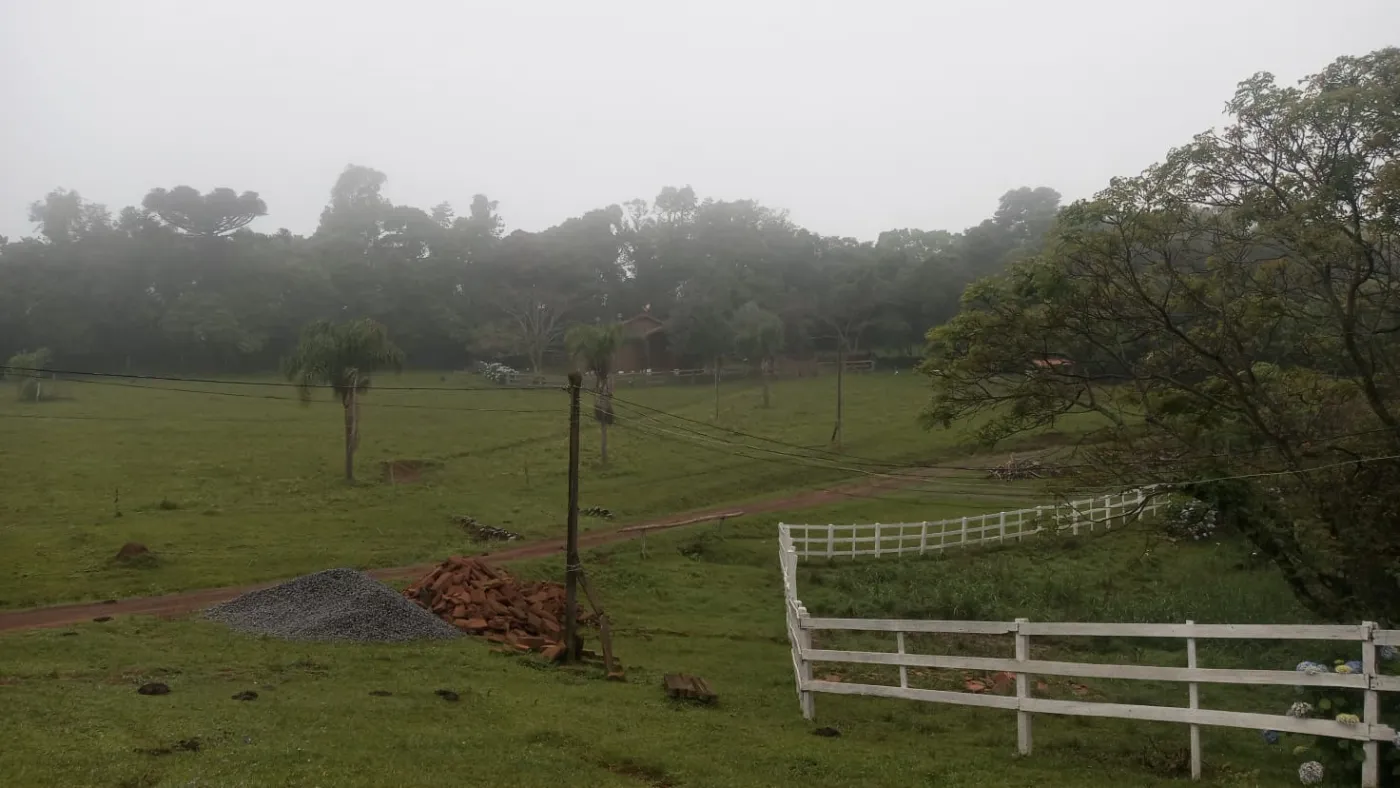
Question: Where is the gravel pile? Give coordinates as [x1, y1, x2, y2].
[206, 568, 461, 642]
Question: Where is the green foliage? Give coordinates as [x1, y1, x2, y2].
[141, 186, 267, 237]
[5, 348, 53, 402]
[282, 319, 404, 405]
[922, 47, 1400, 624]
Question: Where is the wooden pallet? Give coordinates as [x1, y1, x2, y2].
[663, 674, 717, 704]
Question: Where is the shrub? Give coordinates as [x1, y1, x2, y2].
[1260, 652, 1400, 785]
[5, 348, 54, 402]
[1161, 499, 1219, 542]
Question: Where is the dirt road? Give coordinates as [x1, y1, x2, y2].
[0, 468, 928, 633]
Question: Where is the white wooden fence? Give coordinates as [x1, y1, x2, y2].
[777, 496, 1400, 786]
[783, 488, 1162, 560]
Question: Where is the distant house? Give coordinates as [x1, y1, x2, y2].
[614, 312, 676, 372]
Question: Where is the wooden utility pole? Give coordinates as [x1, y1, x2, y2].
[563, 371, 583, 661]
[831, 338, 844, 451]
[713, 357, 721, 421]
[345, 369, 359, 483]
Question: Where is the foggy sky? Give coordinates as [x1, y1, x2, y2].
[2, 0, 1397, 241]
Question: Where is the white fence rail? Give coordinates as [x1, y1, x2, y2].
[784, 488, 1162, 560]
[777, 496, 1398, 786]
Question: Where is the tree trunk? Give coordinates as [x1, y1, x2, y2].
[760, 358, 771, 409]
[343, 374, 359, 483]
[713, 357, 721, 421]
[343, 401, 356, 483]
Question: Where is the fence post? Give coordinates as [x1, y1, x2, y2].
[851, 525, 857, 560]
[919, 522, 928, 555]
[999, 510, 1007, 542]
[961, 517, 968, 548]
[1015, 618, 1032, 756]
[1036, 506, 1044, 536]
[1186, 620, 1201, 780]
[897, 631, 908, 689]
[874, 523, 882, 558]
[1102, 495, 1112, 530]
[827, 524, 834, 559]
[797, 608, 815, 720]
[1363, 621, 1379, 788]
[1017, 509, 1026, 541]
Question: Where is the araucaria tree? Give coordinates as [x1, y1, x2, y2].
[922, 48, 1400, 624]
[283, 319, 404, 483]
[566, 323, 622, 464]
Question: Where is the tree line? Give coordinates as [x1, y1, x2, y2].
[0, 164, 1060, 374]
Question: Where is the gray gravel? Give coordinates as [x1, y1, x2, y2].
[205, 568, 461, 642]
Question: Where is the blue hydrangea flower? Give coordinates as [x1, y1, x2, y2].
[1344, 660, 1362, 673]
[1299, 761, 1324, 785]
[1260, 729, 1280, 745]
[1381, 645, 1398, 662]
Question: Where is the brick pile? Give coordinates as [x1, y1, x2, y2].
[403, 556, 589, 660]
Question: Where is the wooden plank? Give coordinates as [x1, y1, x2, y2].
[1371, 674, 1400, 693]
[804, 679, 1019, 710]
[802, 618, 1017, 635]
[1016, 617, 1032, 756]
[1019, 622, 1367, 641]
[800, 649, 1370, 689]
[1373, 629, 1400, 646]
[1021, 698, 1394, 742]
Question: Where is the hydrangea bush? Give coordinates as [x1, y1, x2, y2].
[1260, 651, 1400, 785]
[476, 361, 518, 385]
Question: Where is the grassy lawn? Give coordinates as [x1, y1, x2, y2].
[0, 504, 1306, 787]
[0, 371, 1094, 608]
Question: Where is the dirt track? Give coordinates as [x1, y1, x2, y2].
[0, 469, 929, 633]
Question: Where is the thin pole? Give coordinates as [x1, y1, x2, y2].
[564, 371, 582, 662]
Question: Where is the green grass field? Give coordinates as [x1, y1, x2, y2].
[0, 507, 1311, 788]
[0, 371, 1091, 608]
[2, 371, 1322, 786]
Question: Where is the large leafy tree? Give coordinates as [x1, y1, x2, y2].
[922, 47, 1400, 624]
[283, 319, 404, 482]
[566, 323, 622, 463]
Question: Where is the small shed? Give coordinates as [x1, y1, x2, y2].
[614, 313, 675, 372]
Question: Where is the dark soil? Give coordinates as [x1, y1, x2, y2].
[137, 682, 170, 696]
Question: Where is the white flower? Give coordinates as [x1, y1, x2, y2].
[1287, 701, 1314, 718]
[1298, 761, 1324, 785]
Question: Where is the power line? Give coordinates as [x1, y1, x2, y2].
[15, 374, 561, 414]
[0, 365, 560, 393]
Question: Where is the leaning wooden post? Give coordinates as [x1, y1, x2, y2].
[1015, 618, 1032, 755]
[797, 607, 815, 720]
[1362, 621, 1379, 787]
[1186, 620, 1201, 780]
[563, 372, 582, 662]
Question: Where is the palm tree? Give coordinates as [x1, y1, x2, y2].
[283, 319, 404, 482]
[566, 323, 622, 464]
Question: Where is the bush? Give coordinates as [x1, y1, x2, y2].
[476, 361, 518, 385]
[6, 348, 54, 402]
[1161, 499, 1219, 542]
[1259, 652, 1400, 785]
